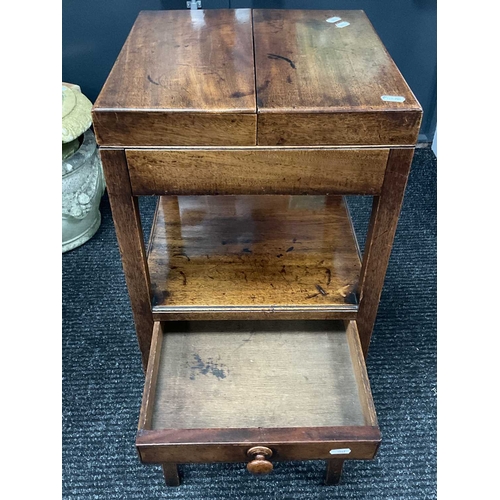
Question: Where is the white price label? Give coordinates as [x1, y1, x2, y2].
[329, 448, 351, 455]
[381, 95, 406, 103]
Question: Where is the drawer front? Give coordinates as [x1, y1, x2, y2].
[126, 148, 389, 196]
[136, 427, 381, 464]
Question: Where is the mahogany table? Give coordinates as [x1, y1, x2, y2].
[93, 9, 421, 487]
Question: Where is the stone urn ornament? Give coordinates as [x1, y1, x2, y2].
[62, 83, 105, 252]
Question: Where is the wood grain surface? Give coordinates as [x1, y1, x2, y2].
[253, 9, 422, 145]
[137, 426, 381, 463]
[93, 9, 256, 146]
[147, 195, 361, 319]
[93, 112, 256, 147]
[126, 148, 389, 195]
[93, 9, 422, 147]
[138, 322, 163, 430]
[253, 10, 421, 113]
[346, 321, 378, 426]
[151, 320, 367, 429]
[256, 111, 422, 146]
[357, 148, 415, 356]
[94, 10, 255, 112]
[98, 149, 153, 369]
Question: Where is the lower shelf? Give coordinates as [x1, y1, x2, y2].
[136, 320, 380, 466]
[147, 195, 362, 321]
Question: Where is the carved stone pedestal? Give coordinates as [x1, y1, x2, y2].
[62, 129, 105, 252]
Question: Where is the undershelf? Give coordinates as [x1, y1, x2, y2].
[147, 195, 361, 320]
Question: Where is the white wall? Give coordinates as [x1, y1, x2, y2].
[432, 127, 437, 156]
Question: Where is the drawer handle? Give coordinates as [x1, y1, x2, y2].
[246, 446, 273, 475]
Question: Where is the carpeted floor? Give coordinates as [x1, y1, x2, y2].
[62, 147, 436, 499]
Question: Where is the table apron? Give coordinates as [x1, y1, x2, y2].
[125, 148, 390, 196]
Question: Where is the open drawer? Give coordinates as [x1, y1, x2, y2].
[136, 319, 381, 475]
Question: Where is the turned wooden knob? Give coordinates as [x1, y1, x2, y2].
[246, 446, 273, 475]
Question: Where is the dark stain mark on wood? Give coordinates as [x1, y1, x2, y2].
[344, 291, 357, 304]
[315, 284, 328, 296]
[267, 53, 296, 69]
[147, 75, 159, 86]
[286, 246, 294, 252]
[173, 252, 190, 261]
[179, 271, 187, 286]
[206, 69, 227, 83]
[306, 292, 320, 299]
[190, 354, 227, 380]
[257, 79, 271, 93]
[242, 248, 252, 253]
[280, 265, 286, 274]
[293, 238, 297, 243]
[287, 75, 293, 84]
[276, 253, 283, 258]
[234, 332, 255, 351]
[153, 290, 170, 306]
[208, 276, 214, 280]
[230, 91, 252, 98]
[325, 269, 332, 285]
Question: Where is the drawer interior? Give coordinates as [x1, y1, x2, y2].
[137, 319, 380, 464]
[154, 320, 366, 429]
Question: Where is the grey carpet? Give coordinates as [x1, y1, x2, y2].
[62, 147, 436, 499]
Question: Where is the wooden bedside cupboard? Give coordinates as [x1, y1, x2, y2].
[93, 8, 421, 487]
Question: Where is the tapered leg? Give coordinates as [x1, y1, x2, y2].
[99, 149, 154, 370]
[357, 148, 414, 357]
[162, 463, 181, 487]
[325, 459, 344, 485]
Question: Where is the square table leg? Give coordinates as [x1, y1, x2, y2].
[357, 149, 415, 357]
[325, 459, 345, 485]
[162, 463, 180, 487]
[100, 149, 154, 370]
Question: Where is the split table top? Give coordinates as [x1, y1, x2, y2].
[93, 9, 421, 147]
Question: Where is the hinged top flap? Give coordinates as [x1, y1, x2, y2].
[93, 9, 257, 146]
